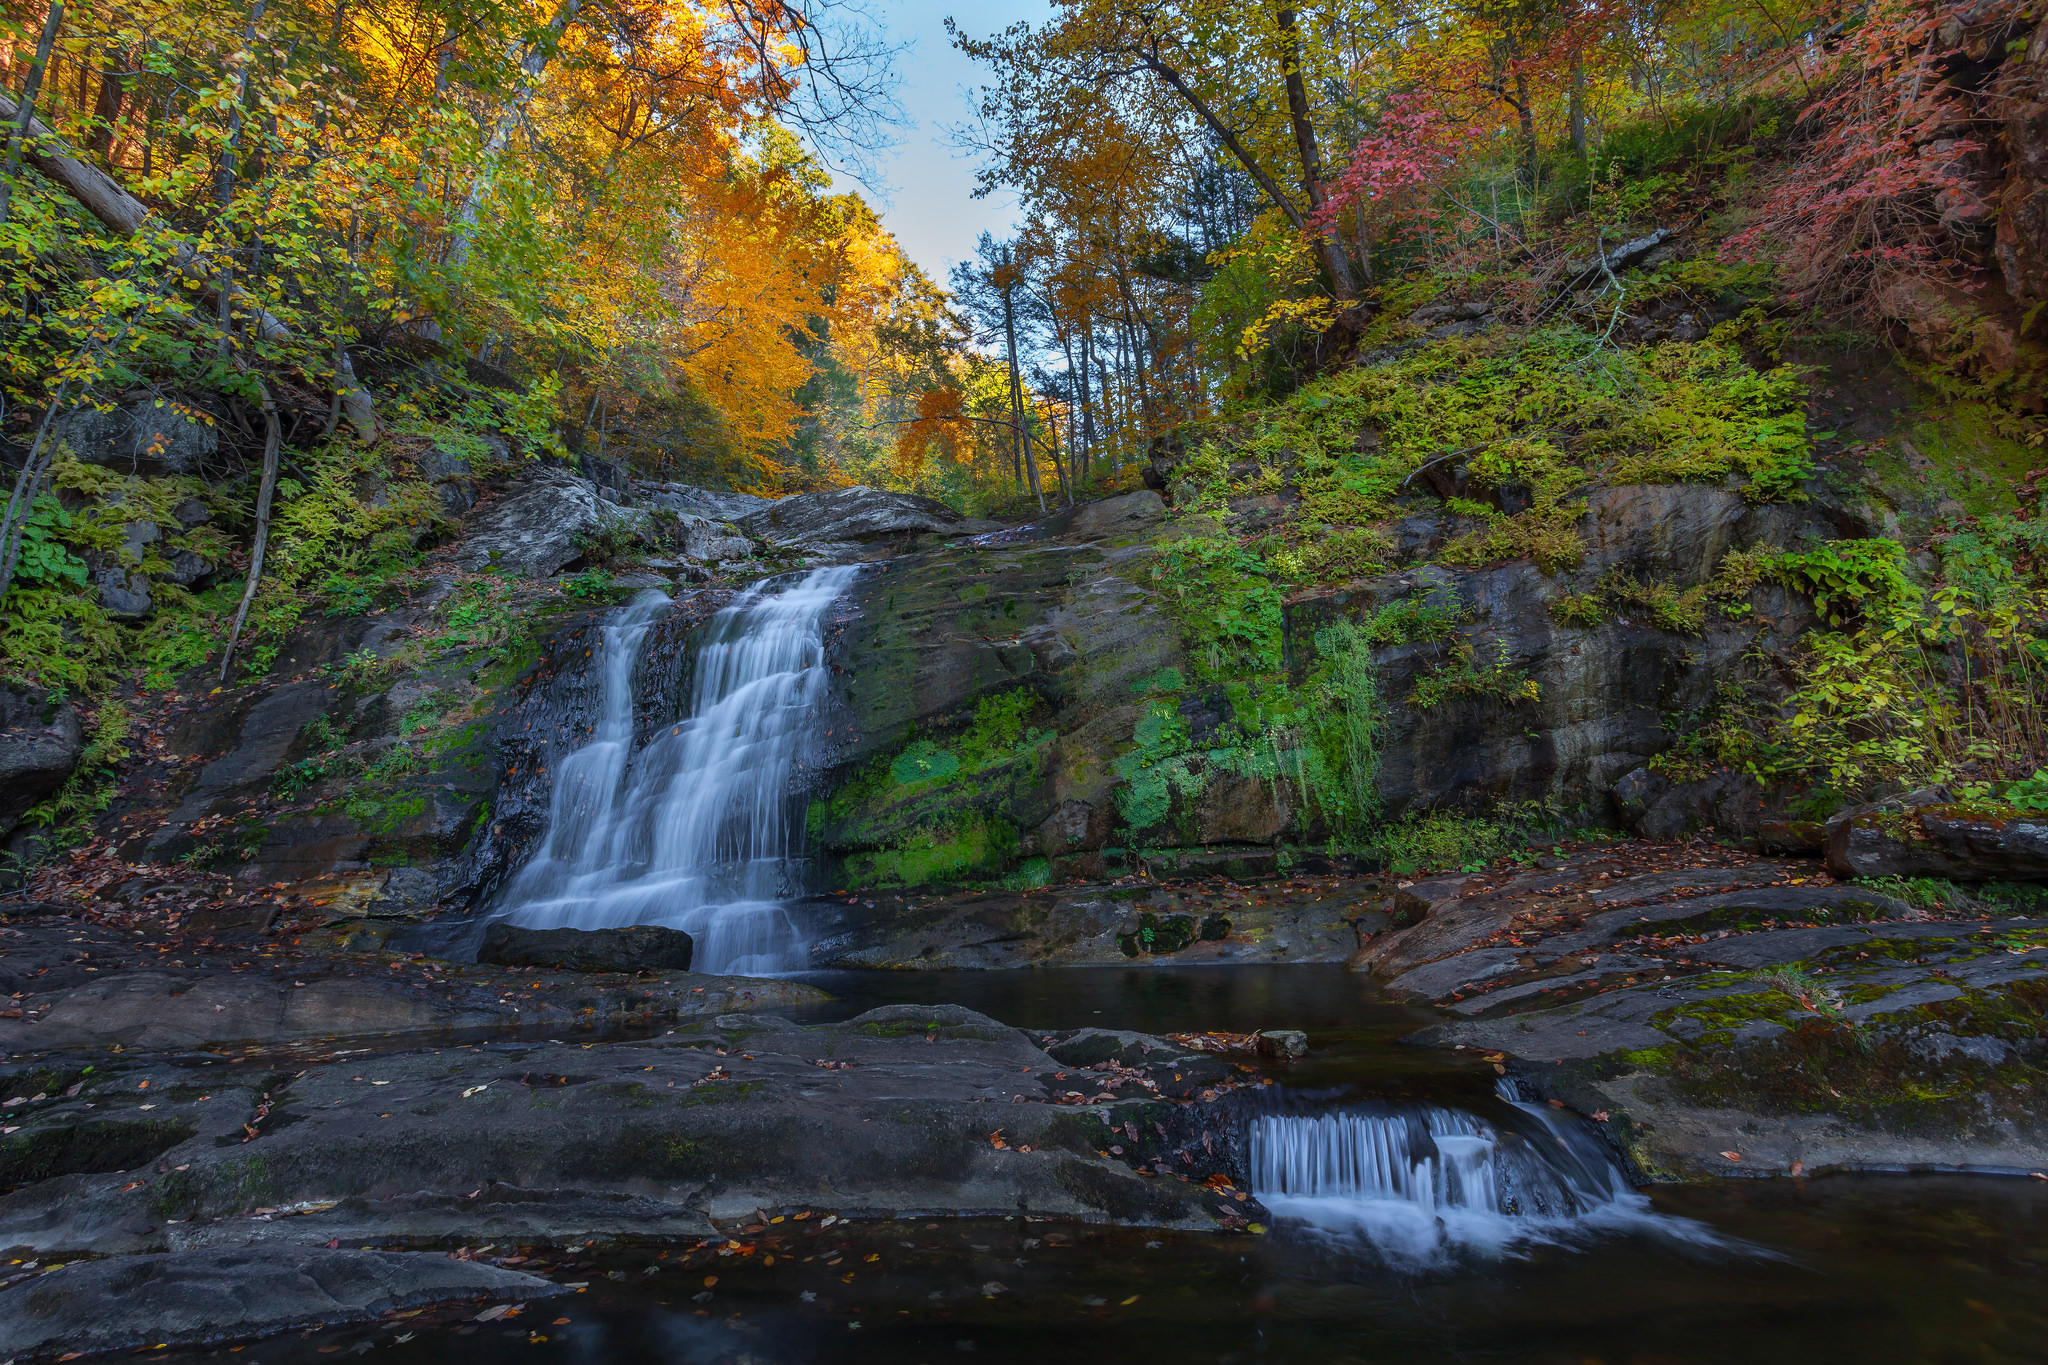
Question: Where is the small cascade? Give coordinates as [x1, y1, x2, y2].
[491, 566, 859, 973]
[1248, 1086, 1735, 1264]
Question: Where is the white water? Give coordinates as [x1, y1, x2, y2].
[492, 567, 859, 973]
[1249, 1087, 1743, 1265]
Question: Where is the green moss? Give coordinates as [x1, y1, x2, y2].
[841, 812, 1021, 887]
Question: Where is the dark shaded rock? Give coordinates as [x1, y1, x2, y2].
[172, 496, 211, 528]
[738, 485, 970, 558]
[52, 400, 219, 477]
[160, 548, 214, 588]
[0, 688, 82, 839]
[805, 880, 1373, 969]
[1612, 764, 1771, 840]
[478, 922, 696, 973]
[118, 518, 160, 562]
[364, 865, 440, 918]
[0, 1248, 562, 1358]
[453, 469, 653, 577]
[93, 563, 152, 618]
[1827, 792, 2048, 881]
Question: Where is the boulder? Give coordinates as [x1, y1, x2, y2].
[675, 512, 755, 562]
[453, 468, 653, 577]
[0, 1248, 562, 1358]
[640, 481, 772, 522]
[1827, 790, 2048, 881]
[479, 921, 696, 972]
[0, 688, 82, 838]
[93, 563, 152, 618]
[738, 485, 968, 557]
[51, 400, 218, 477]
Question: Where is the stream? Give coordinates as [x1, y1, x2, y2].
[338, 585, 2048, 1364]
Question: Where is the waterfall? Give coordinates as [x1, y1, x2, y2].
[1248, 1087, 1739, 1264]
[491, 566, 859, 973]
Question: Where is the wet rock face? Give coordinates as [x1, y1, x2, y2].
[479, 923, 695, 973]
[454, 468, 654, 577]
[0, 1248, 563, 1359]
[0, 688, 82, 841]
[814, 500, 1187, 882]
[738, 485, 979, 560]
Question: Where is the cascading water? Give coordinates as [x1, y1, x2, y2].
[490, 566, 860, 973]
[1248, 1083, 1740, 1264]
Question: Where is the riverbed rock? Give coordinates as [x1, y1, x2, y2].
[1826, 791, 2048, 880]
[0, 688, 82, 841]
[453, 469, 654, 577]
[0, 1004, 1254, 1257]
[1342, 845, 2048, 1177]
[0, 914, 820, 1053]
[804, 877, 1381, 968]
[478, 922, 695, 973]
[0, 1248, 563, 1358]
[674, 512, 755, 563]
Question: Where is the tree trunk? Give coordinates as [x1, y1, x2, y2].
[446, 0, 583, 269]
[0, 0, 65, 229]
[997, 254, 1043, 510]
[1273, 5, 1357, 300]
[0, 91, 378, 435]
[219, 379, 283, 680]
[1569, 52, 1588, 157]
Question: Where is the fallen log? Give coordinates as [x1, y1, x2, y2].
[0, 92, 378, 438]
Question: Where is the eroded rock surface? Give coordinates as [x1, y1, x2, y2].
[454, 469, 653, 577]
[1341, 846, 2048, 1177]
[0, 1247, 562, 1358]
[479, 922, 695, 973]
[738, 485, 982, 560]
[0, 1003, 1257, 1258]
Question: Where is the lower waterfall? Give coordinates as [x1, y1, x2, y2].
[1247, 1086, 1741, 1264]
[490, 566, 859, 973]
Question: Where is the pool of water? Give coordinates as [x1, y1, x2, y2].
[162, 967, 2048, 1364]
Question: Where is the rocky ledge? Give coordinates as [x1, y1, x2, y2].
[1340, 846, 2048, 1177]
[0, 1000, 1260, 1263]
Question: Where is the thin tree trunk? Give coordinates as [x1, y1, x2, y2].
[0, 0, 65, 228]
[1273, 5, 1357, 300]
[997, 254, 1043, 510]
[446, 0, 582, 268]
[220, 379, 282, 681]
[1569, 52, 1588, 157]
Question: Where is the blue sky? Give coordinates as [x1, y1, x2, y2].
[827, 0, 1050, 283]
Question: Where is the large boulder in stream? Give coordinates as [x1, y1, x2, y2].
[479, 922, 695, 972]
